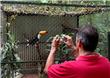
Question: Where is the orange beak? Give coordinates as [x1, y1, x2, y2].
[39, 31, 48, 36]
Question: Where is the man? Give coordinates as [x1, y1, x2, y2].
[44, 25, 110, 78]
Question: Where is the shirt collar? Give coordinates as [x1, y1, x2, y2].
[76, 53, 101, 61]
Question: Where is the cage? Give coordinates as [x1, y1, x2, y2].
[0, 1, 110, 78]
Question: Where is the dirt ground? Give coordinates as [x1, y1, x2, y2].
[20, 74, 47, 78]
[22, 74, 39, 78]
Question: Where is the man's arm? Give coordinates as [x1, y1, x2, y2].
[44, 35, 75, 74]
[44, 47, 56, 73]
[44, 36, 60, 73]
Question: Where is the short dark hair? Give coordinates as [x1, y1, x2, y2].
[76, 25, 99, 52]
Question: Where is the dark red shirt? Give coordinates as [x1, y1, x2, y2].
[48, 54, 110, 78]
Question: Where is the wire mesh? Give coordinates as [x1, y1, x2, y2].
[8, 15, 78, 74]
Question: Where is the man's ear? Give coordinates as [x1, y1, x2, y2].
[77, 40, 82, 48]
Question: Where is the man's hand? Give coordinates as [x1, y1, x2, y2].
[51, 35, 60, 52]
[63, 35, 74, 48]
[63, 35, 78, 57]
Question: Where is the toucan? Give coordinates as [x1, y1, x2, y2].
[26, 31, 48, 46]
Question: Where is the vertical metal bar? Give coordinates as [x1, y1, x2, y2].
[0, 2, 2, 78]
[77, 15, 79, 28]
[12, 70, 14, 78]
[108, 32, 110, 60]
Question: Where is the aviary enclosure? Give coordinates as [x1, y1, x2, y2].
[1, 1, 110, 78]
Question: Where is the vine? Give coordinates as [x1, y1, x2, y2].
[1, 14, 21, 78]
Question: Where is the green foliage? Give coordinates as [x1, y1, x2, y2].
[46, 34, 74, 63]
[79, 12, 110, 57]
[56, 43, 73, 63]
[1, 32, 21, 78]
[1, 14, 21, 78]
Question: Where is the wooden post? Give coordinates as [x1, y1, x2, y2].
[0, 2, 2, 78]
[0, 2, 2, 77]
[0, 2, 7, 77]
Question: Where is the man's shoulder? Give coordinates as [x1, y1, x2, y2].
[99, 55, 110, 63]
[63, 60, 77, 65]
[48, 60, 77, 73]
[49, 60, 77, 70]
[60, 60, 78, 68]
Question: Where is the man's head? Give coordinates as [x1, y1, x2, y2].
[75, 25, 99, 52]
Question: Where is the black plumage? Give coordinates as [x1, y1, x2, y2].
[27, 33, 40, 46]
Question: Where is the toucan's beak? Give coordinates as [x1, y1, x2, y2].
[39, 31, 48, 36]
